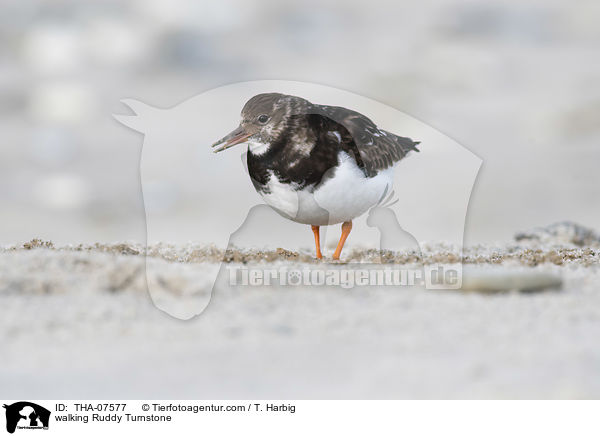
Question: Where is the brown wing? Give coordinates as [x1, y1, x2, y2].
[312, 104, 420, 177]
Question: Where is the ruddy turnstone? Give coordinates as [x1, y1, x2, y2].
[212, 93, 419, 260]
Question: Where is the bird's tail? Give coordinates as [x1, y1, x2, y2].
[396, 135, 420, 154]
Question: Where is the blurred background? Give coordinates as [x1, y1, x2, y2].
[1, 0, 599, 245]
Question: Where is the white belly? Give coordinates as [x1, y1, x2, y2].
[259, 152, 393, 226]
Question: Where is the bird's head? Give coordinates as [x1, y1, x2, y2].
[212, 93, 309, 155]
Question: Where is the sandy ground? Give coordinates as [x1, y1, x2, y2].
[1, 232, 599, 399]
[2, 0, 599, 401]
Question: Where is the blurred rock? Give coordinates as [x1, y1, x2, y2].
[515, 221, 600, 247]
[22, 25, 83, 74]
[461, 267, 562, 293]
[28, 82, 95, 123]
[32, 173, 90, 209]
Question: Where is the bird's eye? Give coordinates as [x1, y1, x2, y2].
[257, 114, 269, 124]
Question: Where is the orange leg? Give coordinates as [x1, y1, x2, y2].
[311, 225, 323, 259]
[332, 221, 352, 260]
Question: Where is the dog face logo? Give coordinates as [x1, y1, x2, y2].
[3, 402, 50, 434]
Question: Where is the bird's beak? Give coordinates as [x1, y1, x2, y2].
[211, 126, 252, 153]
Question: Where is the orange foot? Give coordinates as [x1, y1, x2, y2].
[311, 225, 323, 259]
[332, 221, 352, 260]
